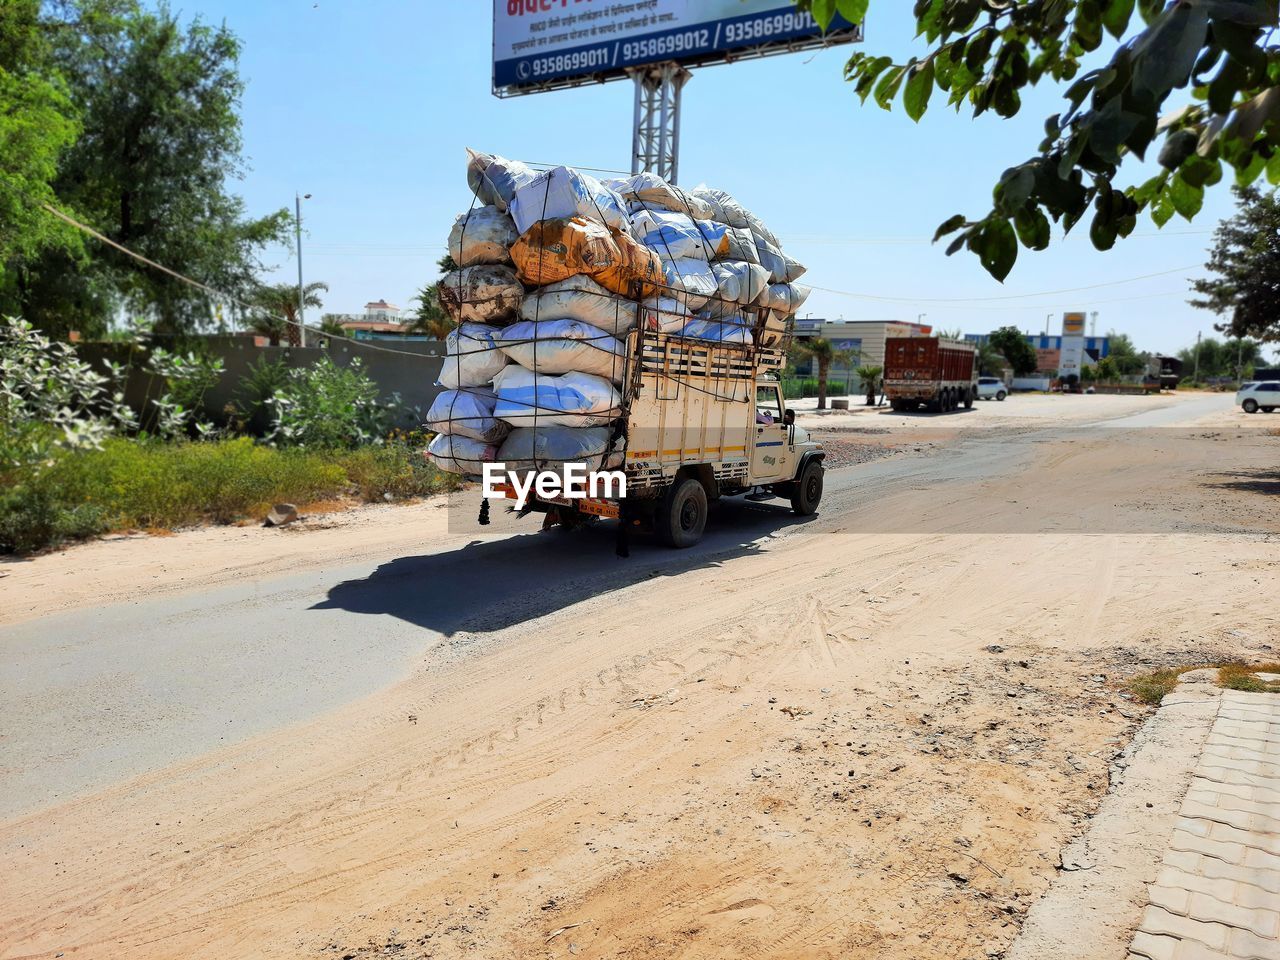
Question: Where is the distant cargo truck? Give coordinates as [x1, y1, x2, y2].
[1148, 355, 1184, 390]
[883, 337, 979, 413]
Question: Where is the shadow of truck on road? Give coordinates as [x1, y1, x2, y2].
[311, 498, 816, 636]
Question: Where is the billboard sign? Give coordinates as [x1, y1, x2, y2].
[1059, 312, 1086, 379]
[494, 1, 862, 96]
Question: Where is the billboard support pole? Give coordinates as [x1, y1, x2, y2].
[628, 62, 690, 183]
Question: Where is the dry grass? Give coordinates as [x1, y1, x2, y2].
[1126, 661, 1280, 704]
[1217, 662, 1280, 694]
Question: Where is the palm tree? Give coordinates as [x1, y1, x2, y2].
[249, 281, 329, 347]
[854, 364, 883, 406]
[408, 254, 459, 340]
[317, 313, 347, 348]
[408, 282, 453, 339]
[792, 338, 859, 410]
[976, 341, 1005, 376]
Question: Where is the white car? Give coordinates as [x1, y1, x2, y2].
[976, 376, 1008, 401]
[1237, 381, 1280, 413]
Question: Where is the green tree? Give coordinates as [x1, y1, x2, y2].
[975, 339, 1005, 376]
[1178, 335, 1264, 379]
[249, 281, 327, 348]
[855, 364, 883, 406]
[1190, 186, 1280, 343]
[6, 1, 290, 339]
[988, 325, 1038, 376]
[409, 254, 457, 339]
[793, 337, 859, 410]
[804, 1, 1280, 280]
[1105, 330, 1148, 375]
[0, 1, 81, 266]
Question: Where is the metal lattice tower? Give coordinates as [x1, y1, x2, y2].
[629, 62, 690, 184]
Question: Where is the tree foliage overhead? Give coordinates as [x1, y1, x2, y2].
[988, 324, 1040, 375]
[1190, 185, 1280, 341]
[1, 0, 290, 338]
[0, 1, 80, 264]
[805, 0, 1280, 281]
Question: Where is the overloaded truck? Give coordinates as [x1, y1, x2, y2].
[491, 326, 826, 549]
[423, 151, 825, 550]
[883, 336, 979, 412]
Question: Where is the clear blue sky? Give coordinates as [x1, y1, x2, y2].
[183, 0, 1269, 358]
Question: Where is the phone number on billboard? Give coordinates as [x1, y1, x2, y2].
[621, 29, 710, 61]
[723, 10, 818, 44]
[529, 47, 610, 76]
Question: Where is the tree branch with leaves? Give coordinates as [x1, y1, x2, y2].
[803, 0, 1280, 281]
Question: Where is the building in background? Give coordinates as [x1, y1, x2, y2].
[965, 332, 1112, 373]
[324, 299, 434, 341]
[792, 319, 933, 384]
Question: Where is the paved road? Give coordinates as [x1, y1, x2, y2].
[0, 393, 1234, 819]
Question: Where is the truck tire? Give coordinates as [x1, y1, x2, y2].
[791, 459, 824, 516]
[656, 478, 707, 548]
[1243, 399, 1259, 414]
[963, 388, 974, 410]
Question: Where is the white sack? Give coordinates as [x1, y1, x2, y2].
[497, 319, 626, 383]
[492, 366, 622, 428]
[447, 206, 518, 266]
[466, 148, 537, 213]
[438, 264, 524, 324]
[426, 432, 498, 476]
[638, 296, 690, 333]
[680, 317, 753, 345]
[607, 172, 714, 219]
[659, 258, 717, 311]
[510, 166, 629, 236]
[711, 261, 771, 306]
[519, 275, 637, 337]
[497, 426, 619, 473]
[758, 282, 812, 316]
[689, 186, 750, 228]
[424, 387, 508, 444]
[696, 221, 759, 264]
[629, 208, 710, 261]
[437, 322, 509, 389]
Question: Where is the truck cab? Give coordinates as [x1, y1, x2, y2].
[643, 375, 824, 548]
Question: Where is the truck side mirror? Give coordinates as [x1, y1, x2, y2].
[783, 409, 795, 426]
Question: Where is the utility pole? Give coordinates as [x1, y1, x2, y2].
[295, 192, 311, 346]
[1192, 331, 1203, 384]
[1090, 311, 1098, 337]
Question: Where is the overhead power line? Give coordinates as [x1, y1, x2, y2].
[0, 177, 440, 361]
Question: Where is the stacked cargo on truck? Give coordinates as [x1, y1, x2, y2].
[423, 151, 826, 549]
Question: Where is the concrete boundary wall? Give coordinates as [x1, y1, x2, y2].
[78, 336, 446, 431]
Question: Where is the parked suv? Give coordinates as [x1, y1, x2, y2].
[1237, 381, 1280, 413]
[976, 377, 1008, 401]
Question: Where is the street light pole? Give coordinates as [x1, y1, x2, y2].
[295, 192, 310, 345]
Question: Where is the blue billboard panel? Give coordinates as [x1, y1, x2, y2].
[494, 1, 861, 96]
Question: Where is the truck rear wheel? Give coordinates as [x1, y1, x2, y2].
[791, 460, 824, 516]
[963, 388, 974, 410]
[656, 478, 708, 548]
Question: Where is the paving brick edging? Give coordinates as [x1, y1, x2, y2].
[1128, 690, 1280, 960]
[1006, 685, 1222, 960]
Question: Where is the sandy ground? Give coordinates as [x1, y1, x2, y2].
[1, 392, 1277, 960]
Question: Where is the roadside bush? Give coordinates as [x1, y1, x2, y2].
[781, 378, 849, 400]
[0, 436, 460, 553]
[342, 433, 462, 502]
[269, 356, 399, 448]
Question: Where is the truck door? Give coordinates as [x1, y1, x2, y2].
[751, 384, 792, 483]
